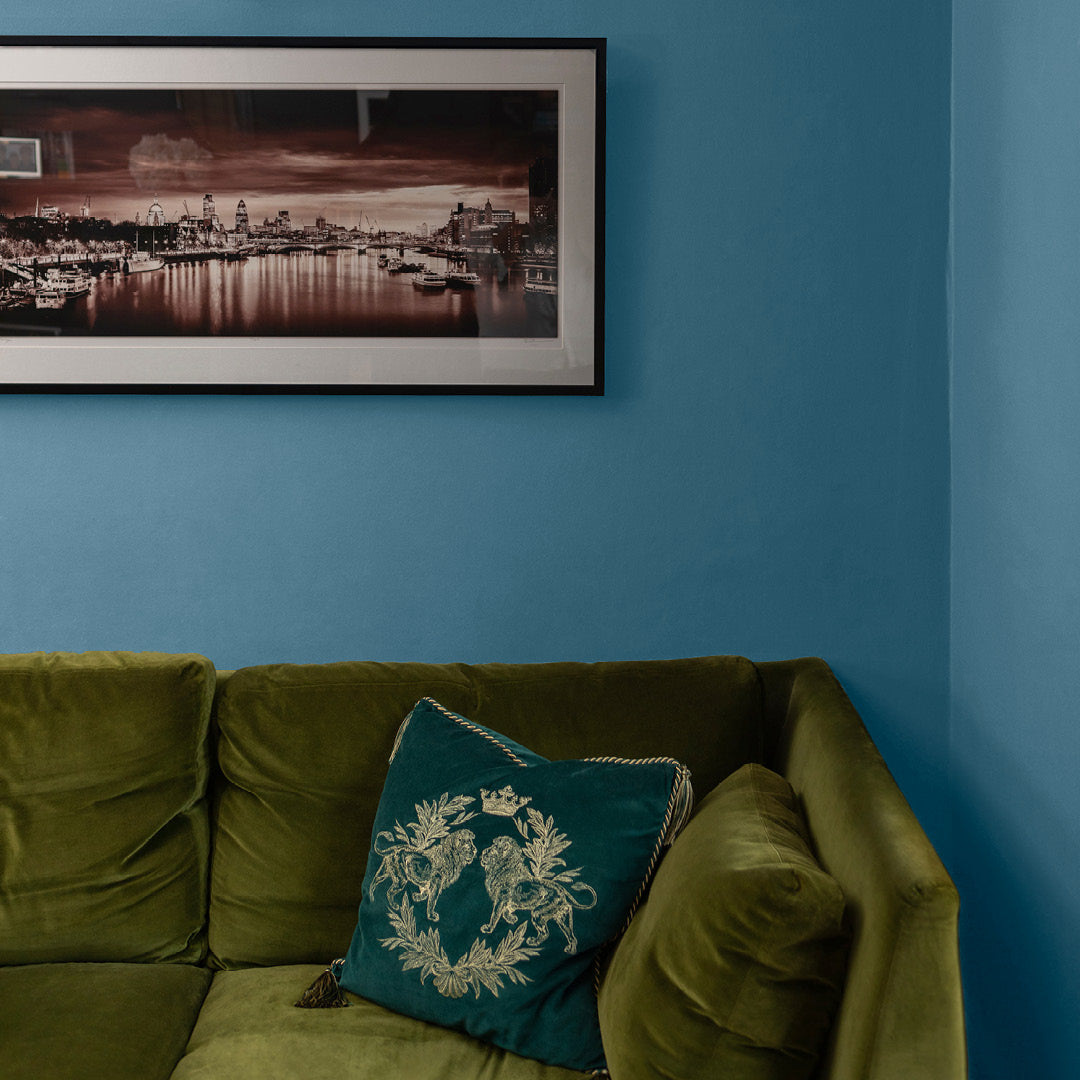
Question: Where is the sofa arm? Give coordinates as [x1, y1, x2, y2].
[757, 659, 966, 1080]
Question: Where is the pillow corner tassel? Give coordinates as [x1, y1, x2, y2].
[294, 959, 349, 1008]
[662, 764, 694, 846]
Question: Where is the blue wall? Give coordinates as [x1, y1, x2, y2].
[0, 0, 953, 830]
[0, 0, 965, 1060]
[951, 2, 1080, 1077]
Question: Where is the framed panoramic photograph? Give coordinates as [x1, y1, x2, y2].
[0, 37, 605, 393]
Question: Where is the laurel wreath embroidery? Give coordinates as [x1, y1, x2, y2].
[516, 806, 584, 887]
[389, 792, 478, 848]
[381, 897, 541, 999]
[372, 786, 597, 999]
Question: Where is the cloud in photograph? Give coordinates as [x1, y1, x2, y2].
[128, 134, 214, 191]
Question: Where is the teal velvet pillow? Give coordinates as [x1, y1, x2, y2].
[335, 698, 693, 1072]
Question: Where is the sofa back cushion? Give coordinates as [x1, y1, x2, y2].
[208, 655, 762, 968]
[466, 657, 762, 798]
[208, 662, 479, 968]
[0, 651, 214, 964]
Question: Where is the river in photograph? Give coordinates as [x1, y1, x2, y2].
[2, 248, 556, 338]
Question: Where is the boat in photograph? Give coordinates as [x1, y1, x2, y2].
[447, 270, 480, 288]
[1, 281, 33, 309]
[523, 262, 558, 295]
[412, 269, 447, 289]
[41, 267, 92, 297]
[34, 288, 68, 309]
[122, 252, 164, 274]
[389, 259, 425, 274]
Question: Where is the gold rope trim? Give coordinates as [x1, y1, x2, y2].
[590, 760, 694, 997]
[420, 697, 530, 767]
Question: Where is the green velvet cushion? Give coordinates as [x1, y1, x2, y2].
[468, 656, 764, 798]
[0, 651, 214, 964]
[597, 763, 850, 1080]
[338, 698, 692, 1072]
[171, 966, 583, 1080]
[0, 962, 212, 1080]
[209, 661, 478, 968]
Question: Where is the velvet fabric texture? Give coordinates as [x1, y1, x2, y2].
[171, 966, 583, 1080]
[758, 659, 966, 1079]
[464, 657, 763, 797]
[0, 652, 965, 1080]
[0, 962, 211, 1080]
[209, 662, 478, 968]
[0, 651, 214, 964]
[598, 763, 850, 1080]
[208, 656, 761, 970]
[337, 698, 692, 1072]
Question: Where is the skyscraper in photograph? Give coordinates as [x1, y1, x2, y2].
[529, 156, 557, 232]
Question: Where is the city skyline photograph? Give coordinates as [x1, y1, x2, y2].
[1, 85, 562, 345]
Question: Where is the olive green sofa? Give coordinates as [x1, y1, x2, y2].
[0, 652, 965, 1079]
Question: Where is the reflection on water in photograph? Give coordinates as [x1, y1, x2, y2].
[0, 248, 557, 339]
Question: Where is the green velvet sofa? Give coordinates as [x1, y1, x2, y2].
[0, 651, 965, 1079]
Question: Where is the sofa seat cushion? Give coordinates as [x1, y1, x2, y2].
[0, 961, 211, 1080]
[170, 966, 583, 1080]
[0, 651, 215, 964]
[597, 763, 850, 1080]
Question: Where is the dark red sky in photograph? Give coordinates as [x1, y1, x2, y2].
[0, 88, 558, 231]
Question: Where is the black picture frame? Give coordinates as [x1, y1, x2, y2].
[0, 36, 605, 394]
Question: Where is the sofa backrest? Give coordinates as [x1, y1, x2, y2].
[0, 651, 214, 965]
[207, 655, 764, 968]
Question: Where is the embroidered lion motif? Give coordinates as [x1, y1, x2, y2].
[479, 834, 597, 954]
[370, 829, 477, 922]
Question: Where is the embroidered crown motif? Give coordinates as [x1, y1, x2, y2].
[480, 785, 532, 817]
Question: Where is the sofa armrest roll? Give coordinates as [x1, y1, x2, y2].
[758, 658, 966, 1080]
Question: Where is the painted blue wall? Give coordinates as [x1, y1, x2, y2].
[2, 0, 958, 1047]
[952, 2, 1080, 1077]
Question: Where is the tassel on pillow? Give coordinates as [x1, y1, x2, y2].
[294, 960, 349, 1008]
